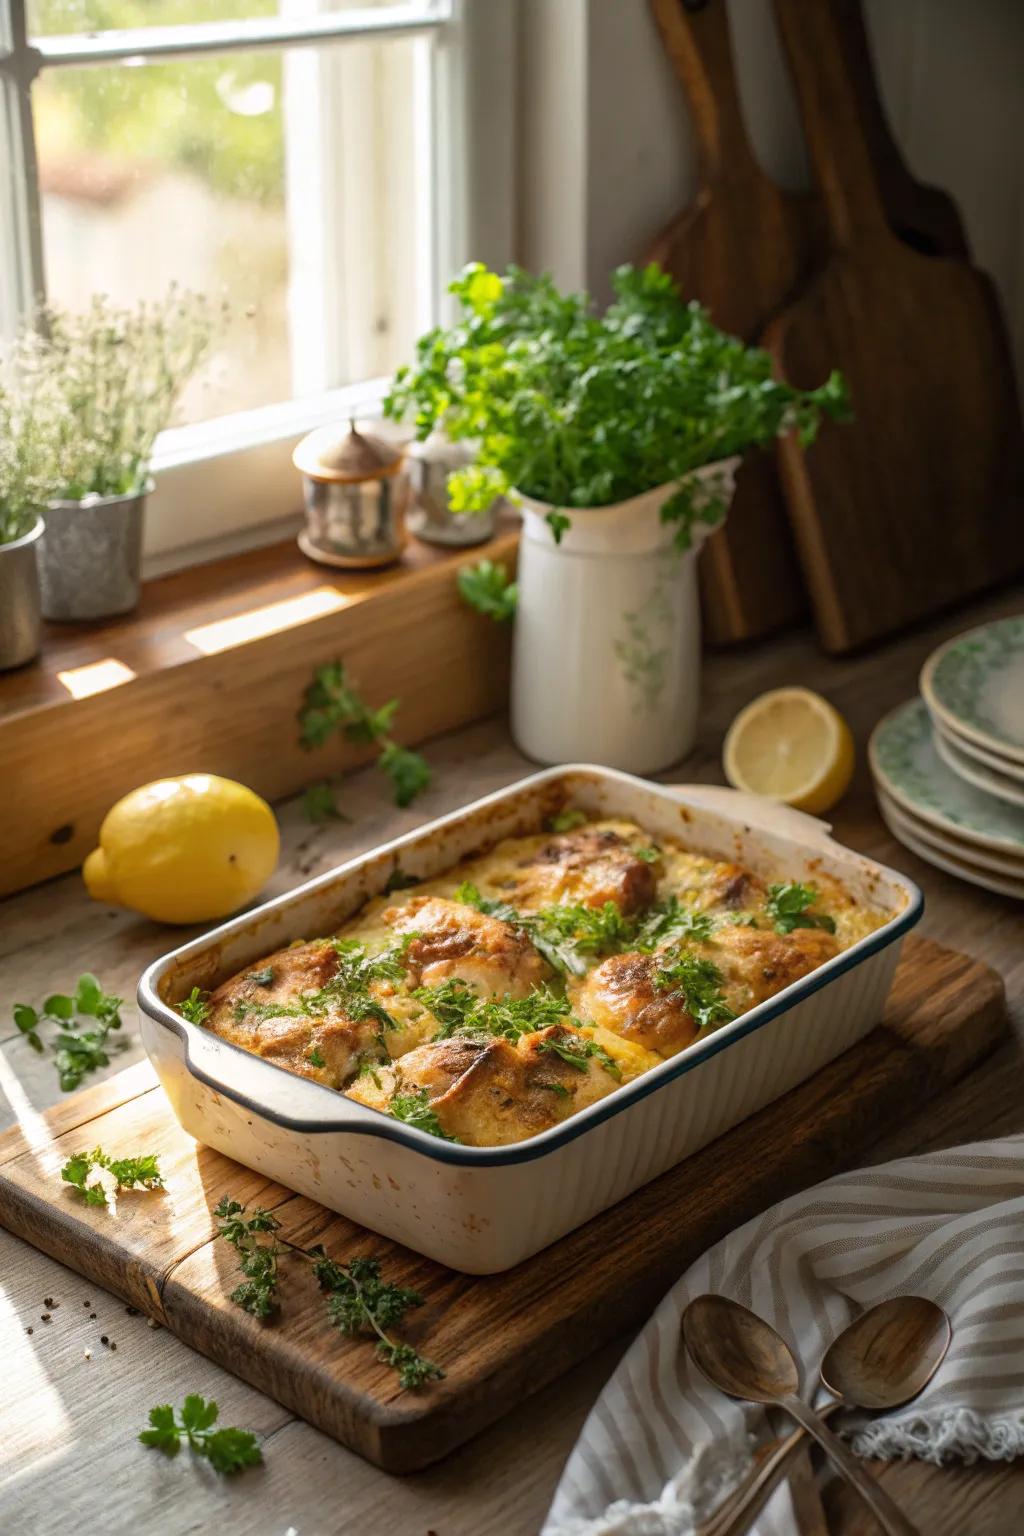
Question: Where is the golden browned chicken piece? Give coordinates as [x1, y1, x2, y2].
[202, 939, 388, 1090]
[571, 951, 701, 1058]
[385, 895, 550, 998]
[506, 826, 659, 913]
[710, 922, 840, 1013]
[573, 923, 840, 1059]
[346, 1021, 631, 1146]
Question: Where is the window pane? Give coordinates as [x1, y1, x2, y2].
[32, 33, 432, 424]
[28, 0, 405, 37]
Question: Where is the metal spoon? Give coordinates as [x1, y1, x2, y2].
[701, 1295, 950, 1536]
[683, 1294, 922, 1536]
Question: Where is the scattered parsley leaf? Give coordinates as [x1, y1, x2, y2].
[61, 1146, 163, 1207]
[765, 883, 837, 936]
[302, 782, 348, 824]
[378, 741, 432, 808]
[382, 867, 419, 895]
[12, 977, 124, 1088]
[307, 1047, 326, 1068]
[633, 845, 660, 864]
[244, 967, 275, 986]
[545, 510, 571, 544]
[12, 1003, 43, 1053]
[537, 1033, 622, 1080]
[298, 661, 431, 808]
[457, 558, 517, 621]
[177, 987, 211, 1026]
[633, 897, 714, 951]
[139, 1398, 262, 1475]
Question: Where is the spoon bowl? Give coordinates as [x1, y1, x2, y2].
[682, 1294, 800, 1403]
[821, 1295, 951, 1410]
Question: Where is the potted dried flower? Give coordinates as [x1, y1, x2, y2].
[386, 262, 847, 774]
[18, 289, 216, 621]
[0, 368, 59, 671]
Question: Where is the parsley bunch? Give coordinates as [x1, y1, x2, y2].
[61, 1146, 163, 1207]
[12, 973, 125, 1091]
[454, 881, 634, 977]
[414, 977, 571, 1041]
[214, 1198, 443, 1390]
[385, 262, 848, 547]
[140, 1396, 262, 1476]
[765, 883, 837, 936]
[298, 660, 431, 810]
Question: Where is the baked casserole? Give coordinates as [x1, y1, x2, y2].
[183, 815, 891, 1149]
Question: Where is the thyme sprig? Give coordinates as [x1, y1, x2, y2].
[214, 1198, 443, 1390]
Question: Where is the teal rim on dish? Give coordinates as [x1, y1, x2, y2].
[869, 699, 1024, 857]
[921, 615, 1024, 766]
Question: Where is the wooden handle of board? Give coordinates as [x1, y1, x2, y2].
[649, 0, 756, 181]
[772, 0, 889, 247]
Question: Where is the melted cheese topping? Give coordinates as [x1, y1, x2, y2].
[198, 818, 892, 1147]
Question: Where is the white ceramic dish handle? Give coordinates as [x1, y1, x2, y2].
[663, 783, 836, 848]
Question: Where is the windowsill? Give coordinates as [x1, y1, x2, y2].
[2, 516, 519, 897]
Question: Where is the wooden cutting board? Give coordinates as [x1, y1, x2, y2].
[0, 936, 1005, 1473]
[767, 0, 1024, 655]
[646, 0, 818, 644]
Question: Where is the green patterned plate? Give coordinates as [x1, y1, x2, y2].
[869, 699, 1024, 856]
[922, 615, 1024, 765]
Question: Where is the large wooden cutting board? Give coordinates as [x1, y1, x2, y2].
[767, 0, 1024, 655]
[0, 937, 1005, 1473]
[646, 0, 818, 644]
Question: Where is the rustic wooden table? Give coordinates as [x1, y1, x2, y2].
[2, 586, 1023, 1536]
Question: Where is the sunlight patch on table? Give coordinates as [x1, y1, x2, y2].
[56, 657, 136, 699]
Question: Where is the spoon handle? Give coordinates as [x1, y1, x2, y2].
[781, 1396, 919, 1536]
[702, 1403, 840, 1536]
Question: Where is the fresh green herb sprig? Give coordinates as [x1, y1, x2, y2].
[298, 661, 431, 808]
[457, 558, 517, 621]
[537, 1033, 621, 1081]
[548, 808, 587, 833]
[214, 1197, 443, 1389]
[178, 987, 211, 1026]
[453, 881, 632, 978]
[61, 1146, 164, 1207]
[765, 883, 837, 936]
[633, 897, 715, 952]
[12, 974, 126, 1091]
[654, 950, 736, 1032]
[140, 1396, 262, 1475]
[385, 262, 848, 548]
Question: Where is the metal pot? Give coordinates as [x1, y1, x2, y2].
[408, 431, 497, 547]
[0, 517, 44, 670]
[38, 480, 152, 621]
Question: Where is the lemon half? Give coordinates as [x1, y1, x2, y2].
[84, 774, 280, 924]
[723, 687, 854, 815]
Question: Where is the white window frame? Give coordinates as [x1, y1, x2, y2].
[0, 0, 517, 573]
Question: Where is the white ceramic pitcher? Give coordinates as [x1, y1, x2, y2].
[510, 457, 740, 774]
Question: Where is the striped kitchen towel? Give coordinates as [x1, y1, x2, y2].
[543, 1135, 1024, 1536]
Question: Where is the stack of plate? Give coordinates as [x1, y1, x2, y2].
[869, 615, 1024, 898]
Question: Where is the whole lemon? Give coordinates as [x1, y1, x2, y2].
[83, 775, 280, 924]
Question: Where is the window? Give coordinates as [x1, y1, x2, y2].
[0, 0, 515, 567]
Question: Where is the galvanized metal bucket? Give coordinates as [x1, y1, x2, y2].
[38, 480, 152, 621]
[0, 517, 44, 671]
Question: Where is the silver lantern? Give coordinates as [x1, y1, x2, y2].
[293, 420, 409, 569]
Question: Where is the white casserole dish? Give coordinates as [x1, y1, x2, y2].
[138, 767, 922, 1274]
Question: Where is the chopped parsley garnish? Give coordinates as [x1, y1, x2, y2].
[383, 866, 419, 895]
[633, 845, 660, 863]
[388, 1086, 459, 1142]
[654, 950, 736, 1032]
[140, 1396, 262, 1475]
[61, 1146, 164, 1207]
[453, 882, 634, 977]
[307, 1047, 326, 1068]
[415, 979, 571, 1042]
[178, 987, 211, 1026]
[301, 781, 348, 824]
[244, 967, 275, 986]
[765, 883, 837, 936]
[233, 938, 412, 1031]
[633, 896, 714, 951]
[12, 974, 126, 1092]
[537, 1033, 622, 1080]
[547, 807, 588, 833]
